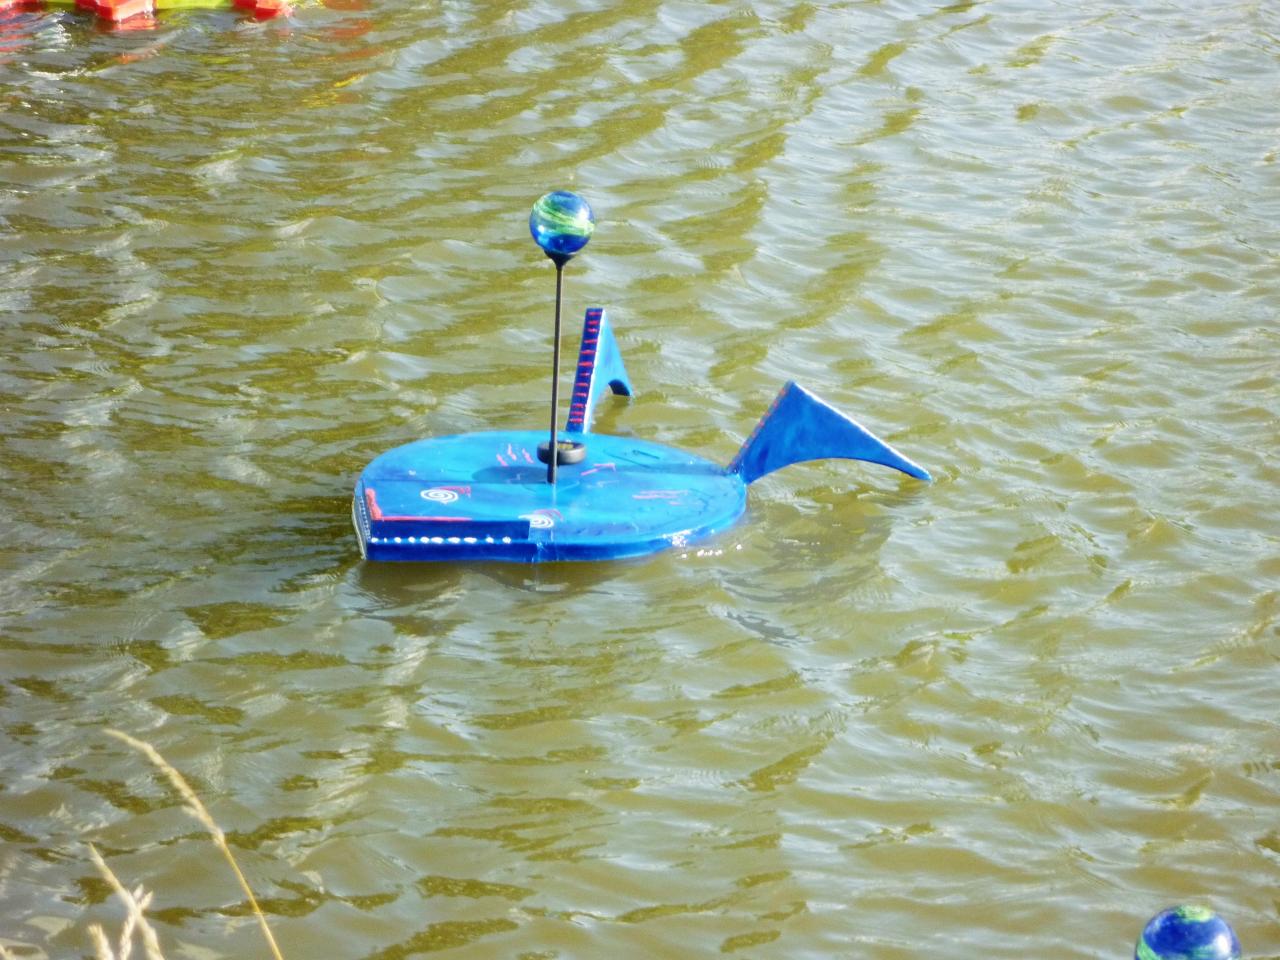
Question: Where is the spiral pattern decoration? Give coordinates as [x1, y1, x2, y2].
[421, 488, 459, 504]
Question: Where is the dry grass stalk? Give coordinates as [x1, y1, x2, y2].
[88, 924, 115, 960]
[86, 844, 165, 960]
[0, 942, 17, 959]
[105, 728, 285, 960]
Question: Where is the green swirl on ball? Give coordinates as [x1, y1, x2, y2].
[532, 192, 594, 239]
[529, 191, 595, 261]
[1173, 906, 1215, 923]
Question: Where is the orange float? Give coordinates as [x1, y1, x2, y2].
[0, 0, 288, 24]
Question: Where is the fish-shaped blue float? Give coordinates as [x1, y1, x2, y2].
[352, 192, 930, 563]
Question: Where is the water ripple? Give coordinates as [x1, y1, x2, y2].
[1, 0, 1278, 957]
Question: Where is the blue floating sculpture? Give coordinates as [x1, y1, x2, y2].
[352, 191, 930, 563]
[1136, 906, 1241, 960]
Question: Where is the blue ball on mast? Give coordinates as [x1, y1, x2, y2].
[530, 190, 595, 483]
[1136, 906, 1241, 960]
[529, 190, 595, 264]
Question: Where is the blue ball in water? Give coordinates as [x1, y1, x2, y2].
[1136, 906, 1241, 960]
[529, 191, 594, 262]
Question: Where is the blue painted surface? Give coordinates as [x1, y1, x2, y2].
[352, 306, 931, 563]
[729, 381, 931, 484]
[565, 307, 632, 434]
[354, 430, 747, 562]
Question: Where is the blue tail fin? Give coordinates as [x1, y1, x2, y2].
[565, 307, 633, 434]
[728, 382, 931, 484]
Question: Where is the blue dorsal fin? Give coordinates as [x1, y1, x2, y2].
[727, 382, 931, 484]
[565, 307, 633, 434]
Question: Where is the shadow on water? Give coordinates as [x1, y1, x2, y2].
[350, 548, 641, 603]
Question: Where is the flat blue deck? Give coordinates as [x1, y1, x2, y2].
[353, 430, 747, 562]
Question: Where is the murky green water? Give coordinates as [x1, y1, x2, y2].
[1, 1, 1277, 957]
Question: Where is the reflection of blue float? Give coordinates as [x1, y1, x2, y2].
[352, 192, 930, 563]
